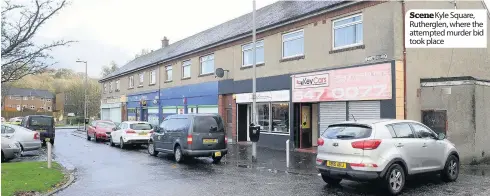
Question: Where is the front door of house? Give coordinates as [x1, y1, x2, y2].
[300, 104, 312, 148]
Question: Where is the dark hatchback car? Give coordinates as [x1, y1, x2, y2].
[148, 114, 228, 163]
[21, 115, 55, 146]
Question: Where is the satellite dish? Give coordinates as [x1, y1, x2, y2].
[215, 68, 225, 78]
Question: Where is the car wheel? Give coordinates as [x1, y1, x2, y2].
[148, 141, 159, 156]
[384, 163, 405, 195]
[86, 132, 91, 141]
[110, 138, 115, 147]
[321, 174, 342, 185]
[50, 139, 54, 146]
[174, 146, 184, 163]
[1, 151, 5, 162]
[119, 137, 125, 149]
[441, 155, 459, 182]
[94, 135, 98, 142]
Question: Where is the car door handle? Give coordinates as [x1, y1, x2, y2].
[396, 143, 404, 147]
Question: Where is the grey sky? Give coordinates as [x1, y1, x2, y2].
[36, 0, 278, 78]
[35, 0, 489, 78]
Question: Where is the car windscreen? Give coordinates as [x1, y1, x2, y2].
[29, 116, 53, 127]
[322, 124, 372, 140]
[130, 123, 152, 130]
[193, 116, 224, 133]
[97, 122, 116, 128]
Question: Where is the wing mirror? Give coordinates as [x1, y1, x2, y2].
[437, 132, 446, 140]
[112, 127, 117, 131]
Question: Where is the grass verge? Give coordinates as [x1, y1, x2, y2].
[1, 161, 66, 196]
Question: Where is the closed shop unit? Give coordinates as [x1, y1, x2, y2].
[109, 107, 121, 123]
[291, 62, 394, 150]
[319, 102, 347, 133]
[101, 108, 110, 121]
[348, 101, 380, 120]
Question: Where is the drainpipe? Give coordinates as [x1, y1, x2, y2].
[402, 0, 407, 120]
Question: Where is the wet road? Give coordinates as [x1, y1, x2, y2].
[53, 129, 490, 196]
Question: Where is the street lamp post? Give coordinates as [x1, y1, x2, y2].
[76, 60, 88, 132]
[251, 0, 257, 162]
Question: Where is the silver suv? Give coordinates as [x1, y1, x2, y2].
[316, 119, 459, 195]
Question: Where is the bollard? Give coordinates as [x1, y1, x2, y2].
[46, 138, 52, 168]
[286, 139, 290, 168]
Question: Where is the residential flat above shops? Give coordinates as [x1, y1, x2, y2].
[98, 1, 490, 163]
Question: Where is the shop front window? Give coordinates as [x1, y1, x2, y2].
[257, 103, 270, 132]
[271, 103, 289, 133]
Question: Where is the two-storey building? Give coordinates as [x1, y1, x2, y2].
[2, 88, 55, 112]
[99, 1, 490, 154]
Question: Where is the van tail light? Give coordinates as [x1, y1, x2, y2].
[225, 137, 228, 144]
[33, 132, 39, 140]
[149, 131, 154, 134]
[125, 129, 136, 134]
[187, 134, 192, 145]
[351, 139, 382, 150]
[317, 138, 324, 146]
[350, 163, 378, 168]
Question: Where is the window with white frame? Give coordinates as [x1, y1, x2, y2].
[47, 106, 51, 111]
[139, 73, 144, 85]
[109, 82, 113, 92]
[40, 107, 44, 110]
[15, 96, 20, 100]
[23, 96, 28, 100]
[182, 60, 191, 78]
[150, 70, 156, 85]
[31, 96, 34, 100]
[116, 80, 120, 91]
[46, 99, 51, 102]
[9, 96, 12, 100]
[282, 29, 304, 58]
[104, 83, 107, 93]
[166, 65, 173, 81]
[129, 76, 134, 88]
[200, 54, 214, 75]
[30, 105, 35, 109]
[242, 40, 264, 67]
[333, 14, 363, 49]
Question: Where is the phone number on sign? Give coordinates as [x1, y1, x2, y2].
[293, 84, 391, 102]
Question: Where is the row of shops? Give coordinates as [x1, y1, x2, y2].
[100, 60, 401, 150]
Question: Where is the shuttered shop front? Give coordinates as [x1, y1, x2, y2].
[319, 102, 347, 133]
[347, 101, 381, 120]
[109, 107, 121, 123]
[101, 108, 110, 121]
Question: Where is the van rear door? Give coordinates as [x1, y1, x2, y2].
[190, 116, 226, 150]
[28, 116, 55, 138]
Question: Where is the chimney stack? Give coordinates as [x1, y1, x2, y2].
[161, 37, 169, 48]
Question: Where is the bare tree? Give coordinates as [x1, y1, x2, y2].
[1, 0, 75, 83]
[101, 61, 118, 77]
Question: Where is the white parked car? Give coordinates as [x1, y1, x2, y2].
[109, 121, 153, 149]
[1, 124, 42, 154]
[316, 119, 459, 195]
[1, 137, 21, 162]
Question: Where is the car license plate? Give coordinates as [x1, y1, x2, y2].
[203, 139, 218, 144]
[139, 132, 147, 135]
[214, 151, 221, 157]
[326, 161, 347, 169]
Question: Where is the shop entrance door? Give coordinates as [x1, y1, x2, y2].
[295, 103, 312, 149]
[237, 104, 248, 142]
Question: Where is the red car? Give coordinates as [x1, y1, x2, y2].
[87, 120, 117, 142]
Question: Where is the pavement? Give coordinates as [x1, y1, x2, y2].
[55, 128, 490, 196]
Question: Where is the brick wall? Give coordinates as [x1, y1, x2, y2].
[218, 94, 237, 142]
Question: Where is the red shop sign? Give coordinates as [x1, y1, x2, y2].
[292, 63, 392, 102]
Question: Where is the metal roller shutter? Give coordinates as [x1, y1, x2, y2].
[348, 101, 381, 120]
[110, 107, 121, 123]
[101, 108, 110, 121]
[319, 102, 347, 133]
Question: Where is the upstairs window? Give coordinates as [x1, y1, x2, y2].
[129, 76, 134, 88]
[23, 96, 28, 100]
[166, 65, 173, 81]
[104, 84, 107, 93]
[282, 29, 304, 58]
[242, 40, 264, 67]
[139, 73, 144, 85]
[182, 60, 191, 78]
[333, 14, 363, 49]
[200, 54, 214, 75]
[150, 70, 156, 85]
[115, 80, 120, 91]
[109, 82, 113, 92]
